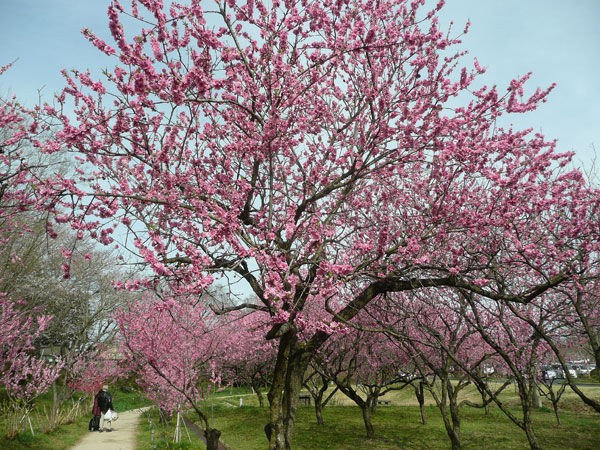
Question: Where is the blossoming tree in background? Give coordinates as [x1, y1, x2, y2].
[210, 310, 277, 407]
[0, 65, 32, 239]
[0, 66, 65, 436]
[378, 289, 499, 450]
[115, 295, 222, 447]
[0, 296, 63, 436]
[67, 347, 124, 395]
[312, 323, 410, 439]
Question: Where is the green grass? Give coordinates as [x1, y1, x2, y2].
[1, 382, 599, 449]
[135, 407, 208, 450]
[0, 423, 84, 450]
[191, 382, 600, 450]
[0, 386, 151, 449]
[200, 403, 600, 450]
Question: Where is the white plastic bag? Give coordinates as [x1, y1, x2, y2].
[105, 409, 118, 421]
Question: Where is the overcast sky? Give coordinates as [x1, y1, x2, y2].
[1, 0, 598, 169]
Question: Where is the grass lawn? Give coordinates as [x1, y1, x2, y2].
[186, 381, 600, 450]
[135, 408, 208, 450]
[0, 421, 87, 450]
[203, 404, 600, 450]
[1, 381, 599, 449]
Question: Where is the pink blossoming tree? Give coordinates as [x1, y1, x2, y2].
[115, 295, 222, 447]
[461, 292, 559, 450]
[1, 64, 45, 282]
[0, 296, 63, 436]
[380, 289, 500, 450]
[0, 66, 65, 436]
[313, 323, 410, 438]
[0, 65, 33, 239]
[210, 310, 277, 408]
[36, 1, 597, 448]
[66, 347, 124, 395]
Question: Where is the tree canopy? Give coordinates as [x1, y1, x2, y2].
[18, 1, 600, 449]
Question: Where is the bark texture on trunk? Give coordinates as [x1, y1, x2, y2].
[416, 382, 426, 425]
[205, 428, 222, 450]
[267, 328, 312, 450]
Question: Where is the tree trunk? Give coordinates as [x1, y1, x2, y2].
[308, 374, 336, 426]
[314, 401, 324, 426]
[521, 384, 542, 450]
[523, 415, 542, 450]
[438, 377, 462, 450]
[283, 347, 307, 448]
[593, 345, 600, 380]
[267, 328, 311, 450]
[204, 427, 222, 450]
[416, 382, 426, 425]
[440, 406, 461, 450]
[52, 382, 59, 425]
[257, 390, 265, 408]
[478, 382, 490, 415]
[267, 331, 295, 450]
[449, 403, 461, 450]
[253, 381, 265, 408]
[361, 404, 375, 439]
[369, 395, 378, 413]
[448, 430, 461, 450]
[552, 401, 561, 426]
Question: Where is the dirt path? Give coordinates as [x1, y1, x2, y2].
[68, 407, 151, 450]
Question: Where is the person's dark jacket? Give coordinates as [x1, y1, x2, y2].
[95, 390, 113, 414]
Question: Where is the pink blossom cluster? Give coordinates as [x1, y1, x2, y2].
[0, 297, 63, 403]
[115, 296, 218, 413]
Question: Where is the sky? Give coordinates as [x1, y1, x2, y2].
[1, 0, 599, 170]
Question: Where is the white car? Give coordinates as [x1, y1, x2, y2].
[541, 364, 577, 380]
[541, 365, 561, 380]
[482, 365, 495, 375]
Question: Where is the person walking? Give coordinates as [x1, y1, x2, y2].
[94, 385, 114, 432]
[90, 391, 101, 431]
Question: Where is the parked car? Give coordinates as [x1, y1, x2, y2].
[587, 364, 598, 376]
[541, 364, 578, 381]
[396, 371, 417, 381]
[572, 365, 585, 375]
[541, 365, 562, 380]
[568, 360, 596, 376]
[482, 365, 495, 376]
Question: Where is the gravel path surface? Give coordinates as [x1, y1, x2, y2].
[68, 407, 151, 450]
